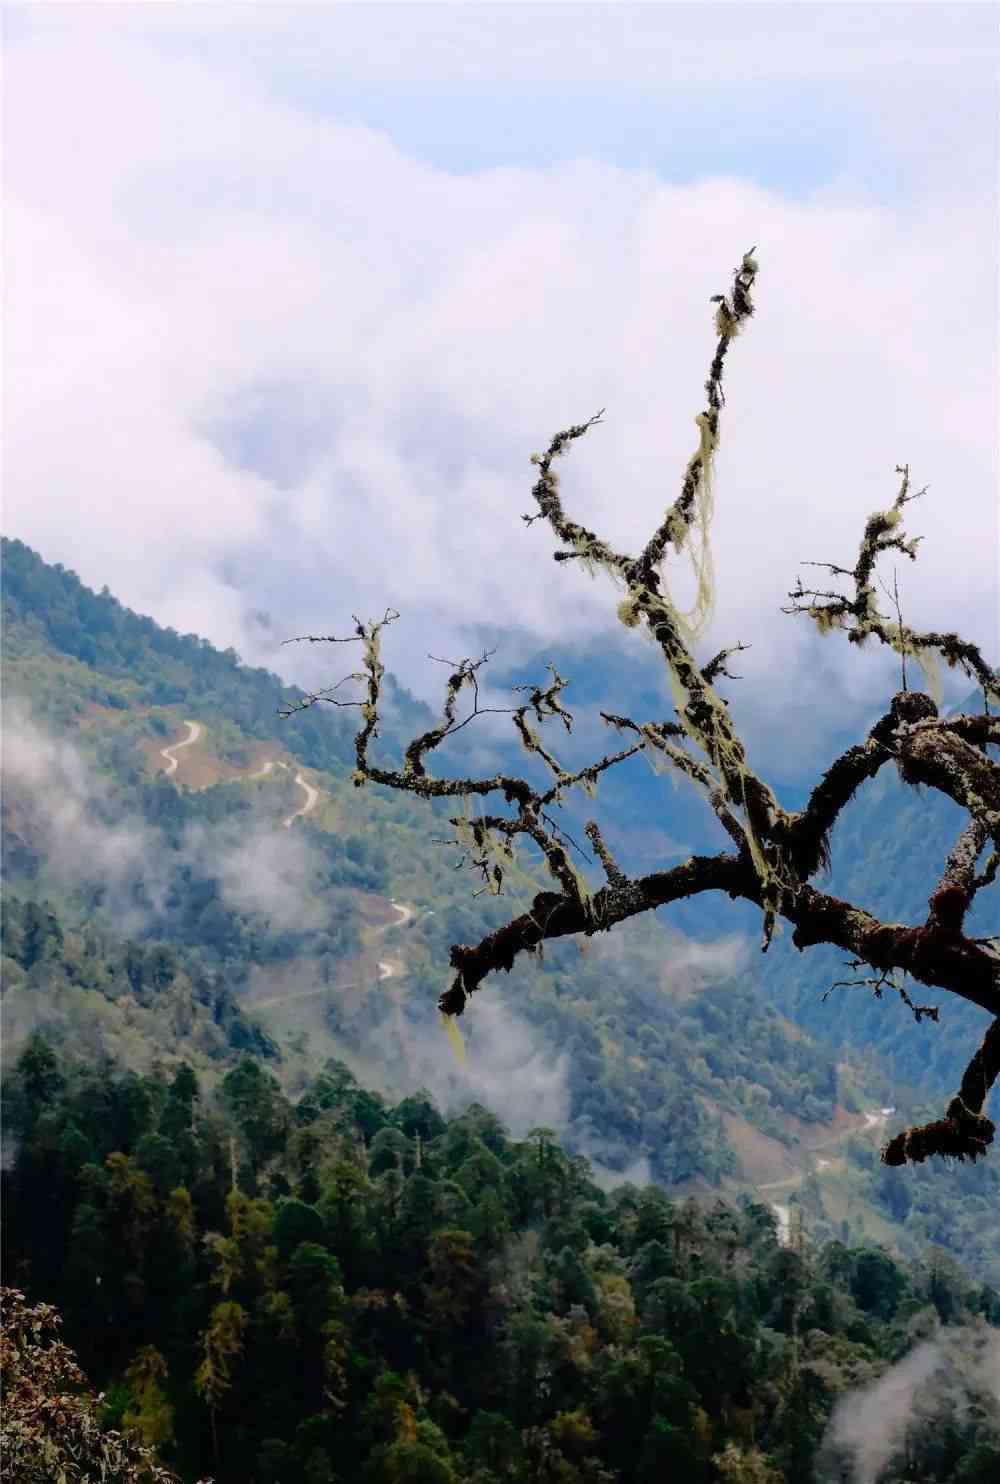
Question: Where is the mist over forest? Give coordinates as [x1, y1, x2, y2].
[4, 7, 999, 1480]
[3, 533, 998, 1484]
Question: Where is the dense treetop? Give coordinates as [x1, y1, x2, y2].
[4, 1040, 999, 1484]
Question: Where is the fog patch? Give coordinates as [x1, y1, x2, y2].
[182, 817, 327, 934]
[663, 932, 750, 990]
[3, 708, 165, 932]
[3, 708, 329, 938]
[584, 911, 750, 994]
[390, 993, 571, 1139]
[586, 1153, 654, 1193]
[816, 1324, 1000, 1483]
[239, 951, 573, 1143]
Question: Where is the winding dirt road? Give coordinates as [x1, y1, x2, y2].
[160, 720, 203, 776]
[159, 724, 320, 827]
[159, 722, 413, 1012]
[762, 1107, 896, 1245]
[284, 769, 319, 829]
[248, 902, 420, 1011]
[248, 758, 319, 828]
[376, 901, 416, 933]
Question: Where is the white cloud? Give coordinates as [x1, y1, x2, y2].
[4, 12, 996, 782]
[2, 708, 157, 926]
[397, 993, 573, 1139]
[1, 708, 328, 937]
[18, 4, 997, 88]
[182, 817, 329, 935]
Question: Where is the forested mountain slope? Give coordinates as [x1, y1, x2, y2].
[2, 535, 424, 776]
[2, 538, 997, 1287]
[4, 1042, 1000, 1484]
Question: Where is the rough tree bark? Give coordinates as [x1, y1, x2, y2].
[282, 252, 999, 1167]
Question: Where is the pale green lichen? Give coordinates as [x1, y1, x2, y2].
[570, 531, 605, 582]
[663, 414, 718, 645]
[362, 628, 384, 684]
[714, 302, 733, 339]
[440, 1011, 466, 1064]
[881, 622, 944, 708]
[812, 608, 843, 635]
[915, 646, 943, 709]
[683, 414, 718, 642]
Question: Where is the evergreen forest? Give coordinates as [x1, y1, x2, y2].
[3, 538, 998, 1483]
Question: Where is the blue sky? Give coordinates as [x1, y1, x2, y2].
[4, 2, 998, 772]
[253, 77, 849, 192]
[15, 2, 990, 197]
[33, 1, 990, 195]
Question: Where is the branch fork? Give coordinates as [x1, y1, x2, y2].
[283, 250, 998, 1166]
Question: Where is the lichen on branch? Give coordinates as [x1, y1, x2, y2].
[282, 249, 999, 1166]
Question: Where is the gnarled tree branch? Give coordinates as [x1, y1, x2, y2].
[883, 1017, 1000, 1165]
[284, 251, 999, 1166]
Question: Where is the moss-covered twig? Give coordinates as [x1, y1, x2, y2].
[785, 465, 1000, 704]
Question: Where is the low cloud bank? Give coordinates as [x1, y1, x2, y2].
[817, 1324, 1000, 1483]
[6, 15, 996, 786]
[2, 708, 328, 939]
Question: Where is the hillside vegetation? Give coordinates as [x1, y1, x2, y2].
[5, 1038, 1000, 1484]
[2, 537, 998, 1318]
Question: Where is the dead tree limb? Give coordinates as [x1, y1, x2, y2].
[284, 250, 999, 1165]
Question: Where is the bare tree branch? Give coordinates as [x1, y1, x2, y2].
[824, 961, 940, 1024]
[283, 250, 999, 1166]
[585, 820, 628, 889]
[702, 641, 751, 686]
[784, 465, 1000, 705]
[404, 649, 511, 776]
[439, 853, 753, 1016]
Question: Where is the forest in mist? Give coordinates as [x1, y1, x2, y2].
[2, 537, 998, 1483]
[6, 7, 999, 1479]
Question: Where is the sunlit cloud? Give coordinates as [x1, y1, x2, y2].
[4, 7, 996, 782]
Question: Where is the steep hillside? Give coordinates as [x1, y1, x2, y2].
[3, 538, 997, 1281]
[2, 535, 429, 776]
